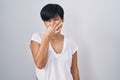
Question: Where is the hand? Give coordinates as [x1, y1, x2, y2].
[44, 21, 63, 38]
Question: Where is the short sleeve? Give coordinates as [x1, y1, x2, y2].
[72, 40, 79, 55]
[68, 39, 79, 55]
[31, 32, 41, 43]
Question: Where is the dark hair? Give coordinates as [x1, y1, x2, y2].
[40, 4, 64, 21]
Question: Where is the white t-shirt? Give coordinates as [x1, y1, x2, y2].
[31, 32, 79, 80]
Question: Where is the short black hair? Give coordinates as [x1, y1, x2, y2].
[40, 4, 64, 21]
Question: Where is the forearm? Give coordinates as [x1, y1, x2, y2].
[72, 67, 80, 80]
[36, 35, 50, 68]
[71, 52, 80, 80]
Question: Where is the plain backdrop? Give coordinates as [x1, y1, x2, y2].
[0, 0, 120, 80]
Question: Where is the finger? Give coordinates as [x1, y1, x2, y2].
[47, 26, 53, 31]
[55, 22, 63, 30]
[55, 27, 62, 34]
[47, 26, 55, 34]
[53, 21, 61, 28]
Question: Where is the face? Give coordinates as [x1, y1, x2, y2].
[44, 16, 64, 28]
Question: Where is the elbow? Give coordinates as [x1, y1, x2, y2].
[36, 64, 44, 69]
[35, 60, 46, 69]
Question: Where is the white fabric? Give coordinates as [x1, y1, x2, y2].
[31, 32, 79, 80]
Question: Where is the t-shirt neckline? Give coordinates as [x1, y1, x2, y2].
[49, 36, 66, 56]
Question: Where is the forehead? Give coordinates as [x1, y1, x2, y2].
[51, 15, 61, 19]
[46, 15, 62, 22]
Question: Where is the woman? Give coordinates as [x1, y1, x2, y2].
[30, 3, 80, 80]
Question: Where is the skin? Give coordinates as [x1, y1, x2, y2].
[30, 16, 80, 80]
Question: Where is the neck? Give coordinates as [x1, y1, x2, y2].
[51, 33, 63, 41]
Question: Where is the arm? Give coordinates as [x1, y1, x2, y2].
[30, 34, 50, 69]
[71, 51, 80, 80]
[30, 21, 62, 69]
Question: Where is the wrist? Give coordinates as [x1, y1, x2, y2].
[42, 33, 51, 41]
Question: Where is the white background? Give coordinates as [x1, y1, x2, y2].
[0, 0, 120, 80]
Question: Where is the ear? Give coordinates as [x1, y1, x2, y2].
[62, 18, 64, 22]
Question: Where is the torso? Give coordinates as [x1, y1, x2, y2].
[31, 32, 78, 80]
[49, 35, 64, 54]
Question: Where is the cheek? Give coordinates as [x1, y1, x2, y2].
[44, 22, 54, 28]
[55, 20, 62, 24]
[55, 20, 60, 23]
[44, 22, 51, 28]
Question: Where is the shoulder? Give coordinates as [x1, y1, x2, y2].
[66, 36, 78, 46]
[65, 36, 79, 55]
[31, 32, 41, 40]
[31, 32, 42, 43]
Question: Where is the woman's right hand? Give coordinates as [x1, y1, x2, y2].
[44, 21, 63, 38]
